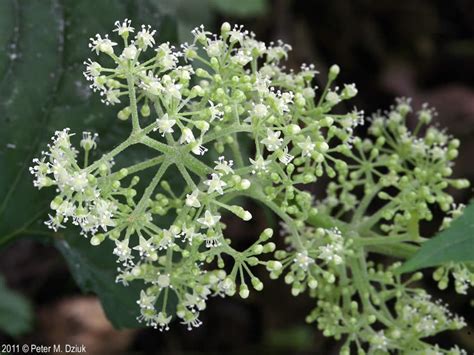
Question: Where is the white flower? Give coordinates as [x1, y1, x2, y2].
[89, 34, 117, 55]
[156, 274, 170, 288]
[136, 25, 156, 50]
[137, 290, 155, 310]
[197, 210, 221, 228]
[186, 190, 201, 208]
[133, 235, 155, 258]
[179, 127, 195, 144]
[158, 229, 176, 250]
[113, 19, 134, 36]
[228, 25, 248, 44]
[180, 310, 203, 331]
[113, 238, 132, 262]
[69, 171, 89, 192]
[249, 156, 271, 174]
[80, 132, 98, 151]
[181, 224, 199, 243]
[342, 83, 357, 98]
[297, 136, 315, 157]
[104, 89, 121, 105]
[325, 91, 340, 105]
[214, 156, 234, 175]
[208, 101, 224, 121]
[44, 214, 65, 232]
[252, 103, 268, 119]
[205, 40, 223, 57]
[261, 129, 283, 151]
[294, 251, 315, 271]
[83, 59, 101, 79]
[204, 173, 227, 195]
[93, 199, 116, 230]
[370, 331, 388, 351]
[204, 235, 221, 248]
[155, 312, 172, 332]
[231, 50, 252, 66]
[165, 81, 182, 100]
[121, 45, 138, 60]
[191, 140, 208, 156]
[154, 113, 176, 136]
[191, 25, 211, 44]
[277, 147, 294, 165]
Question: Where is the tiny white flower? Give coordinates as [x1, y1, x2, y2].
[231, 50, 252, 66]
[137, 290, 155, 310]
[80, 131, 98, 151]
[208, 101, 224, 121]
[228, 25, 248, 44]
[277, 146, 294, 165]
[44, 214, 65, 232]
[121, 45, 138, 60]
[113, 19, 135, 36]
[104, 89, 121, 105]
[136, 25, 156, 50]
[191, 24, 211, 44]
[181, 224, 199, 243]
[205, 40, 223, 57]
[197, 210, 221, 228]
[297, 136, 315, 157]
[133, 235, 155, 258]
[113, 238, 132, 262]
[186, 190, 201, 208]
[179, 127, 195, 144]
[155, 312, 172, 332]
[261, 129, 283, 151]
[214, 156, 234, 175]
[154, 113, 176, 136]
[204, 173, 227, 195]
[83, 59, 101, 79]
[89, 34, 117, 55]
[191, 140, 208, 156]
[325, 91, 340, 105]
[249, 156, 271, 174]
[252, 103, 269, 119]
[294, 251, 315, 271]
[166, 82, 182, 100]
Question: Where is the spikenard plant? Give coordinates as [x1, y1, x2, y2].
[30, 20, 473, 353]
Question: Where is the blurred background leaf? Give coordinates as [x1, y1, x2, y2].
[0, 274, 33, 337]
[399, 202, 474, 273]
[209, 0, 268, 18]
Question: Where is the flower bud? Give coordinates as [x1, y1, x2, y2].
[239, 284, 249, 299]
[328, 64, 340, 80]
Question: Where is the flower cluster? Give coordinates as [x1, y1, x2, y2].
[31, 20, 471, 353]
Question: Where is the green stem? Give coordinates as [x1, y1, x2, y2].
[133, 162, 170, 214]
[127, 72, 140, 133]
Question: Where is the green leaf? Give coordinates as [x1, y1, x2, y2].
[209, 0, 268, 18]
[398, 202, 474, 273]
[0, 275, 33, 337]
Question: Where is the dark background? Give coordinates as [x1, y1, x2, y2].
[0, 0, 473, 354]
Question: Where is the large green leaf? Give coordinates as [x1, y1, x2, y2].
[399, 202, 474, 273]
[0, 275, 33, 337]
[0, 0, 213, 328]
